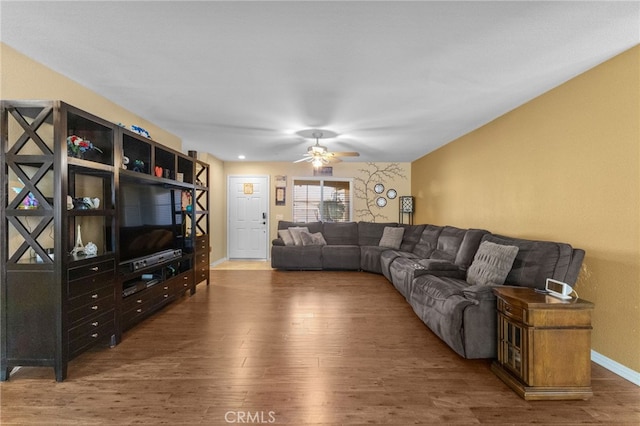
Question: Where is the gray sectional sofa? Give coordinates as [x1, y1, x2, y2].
[271, 220, 585, 359]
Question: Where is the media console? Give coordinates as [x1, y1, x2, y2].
[1, 100, 210, 382]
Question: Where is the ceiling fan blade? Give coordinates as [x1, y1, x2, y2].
[328, 151, 360, 158]
[293, 157, 311, 163]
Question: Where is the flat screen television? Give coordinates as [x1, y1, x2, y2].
[118, 181, 184, 264]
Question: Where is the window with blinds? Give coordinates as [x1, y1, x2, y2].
[292, 179, 352, 222]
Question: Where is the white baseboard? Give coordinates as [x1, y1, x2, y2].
[210, 257, 228, 268]
[592, 350, 640, 386]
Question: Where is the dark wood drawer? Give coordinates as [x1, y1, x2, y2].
[68, 310, 115, 341]
[68, 269, 115, 298]
[68, 284, 114, 310]
[122, 289, 154, 312]
[68, 294, 115, 325]
[172, 271, 194, 292]
[195, 235, 208, 252]
[195, 267, 209, 283]
[68, 259, 115, 281]
[122, 298, 155, 329]
[152, 282, 174, 304]
[498, 298, 525, 323]
[69, 315, 115, 359]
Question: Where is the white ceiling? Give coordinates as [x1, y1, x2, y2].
[1, 1, 639, 163]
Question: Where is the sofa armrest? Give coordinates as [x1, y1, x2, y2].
[272, 238, 285, 246]
[462, 284, 498, 302]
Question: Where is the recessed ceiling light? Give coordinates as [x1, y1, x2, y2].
[238, 155, 246, 160]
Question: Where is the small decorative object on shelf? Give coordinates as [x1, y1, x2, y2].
[83, 197, 100, 209]
[72, 197, 99, 210]
[12, 187, 39, 209]
[181, 190, 192, 211]
[70, 224, 85, 256]
[67, 195, 74, 210]
[67, 135, 102, 159]
[84, 242, 98, 256]
[122, 156, 129, 169]
[132, 159, 145, 173]
[131, 125, 151, 139]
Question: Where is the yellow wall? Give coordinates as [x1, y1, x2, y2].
[223, 161, 411, 253]
[1, 42, 225, 262]
[1, 43, 181, 151]
[412, 46, 640, 372]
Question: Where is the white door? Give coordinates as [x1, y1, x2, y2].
[228, 175, 269, 259]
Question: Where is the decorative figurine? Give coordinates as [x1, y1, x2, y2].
[133, 159, 145, 173]
[71, 224, 85, 256]
[131, 125, 151, 139]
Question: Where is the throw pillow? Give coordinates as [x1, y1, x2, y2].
[378, 226, 405, 250]
[288, 226, 309, 246]
[467, 241, 519, 286]
[300, 231, 327, 246]
[278, 229, 295, 246]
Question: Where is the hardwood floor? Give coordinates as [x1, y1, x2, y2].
[1, 270, 639, 425]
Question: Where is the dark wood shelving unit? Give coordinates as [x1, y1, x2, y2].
[1, 100, 210, 381]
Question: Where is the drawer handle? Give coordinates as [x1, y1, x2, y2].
[91, 321, 99, 327]
[136, 308, 142, 313]
[164, 286, 169, 290]
[183, 276, 188, 280]
[91, 333, 98, 338]
[91, 305, 98, 310]
[90, 267, 99, 271]
[184, 283, 188, 287]
[137, 299, 142, 304]
[91, 293, 98, 299]
[164, 294, 169, 298]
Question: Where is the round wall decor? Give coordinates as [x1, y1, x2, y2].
[387, 189, 397, 199]
[374, 183, 384, 194]
[376, 197, 387, 207]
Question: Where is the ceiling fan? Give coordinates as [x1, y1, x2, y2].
[293, 130, 359, 167]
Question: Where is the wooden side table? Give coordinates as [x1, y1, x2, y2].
[491, 286, 594, 400]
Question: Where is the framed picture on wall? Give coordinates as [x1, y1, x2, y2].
[275, 187, 286, 206]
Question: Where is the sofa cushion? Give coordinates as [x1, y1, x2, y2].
[380, 250, 419, 282]
[277, 221, 323, 234]
[278, 229, 295, 246]
[270, 245, 323, 270]
[358, 222, 397, 246]
[322, 245, 361, 270]
[399, 224, 426, 252]
[467, 241, 519, 286]
[431, 226, 467, 262]
[412, 225, 443, 258]
[289, 226, 309, 246]
[323, 222, 359, 245]
[481, 234, 575, 289]
[300, 231, 327, 246]
[360, 245, 390, 274]
[454, 229, 490, 269]
[379, 226, 405, 249]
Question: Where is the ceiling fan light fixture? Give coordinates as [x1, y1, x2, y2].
[312, 157, 323, 168]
